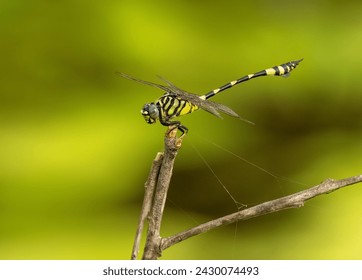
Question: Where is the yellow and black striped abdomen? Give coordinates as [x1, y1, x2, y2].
[157, 95, 199, 119]
[203, 59, 302, 100]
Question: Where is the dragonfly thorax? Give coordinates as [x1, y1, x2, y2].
[141, 102, 159, 124]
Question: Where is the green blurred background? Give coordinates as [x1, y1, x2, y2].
[1, 0, 362, 259]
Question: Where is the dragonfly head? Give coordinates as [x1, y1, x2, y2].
[141, 103, 159, 124]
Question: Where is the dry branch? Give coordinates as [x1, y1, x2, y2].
[131, 152, 163, 260]
[133, 128, 362, 260]
[141, 128, 183, 260]
[161, 175, 362, 251]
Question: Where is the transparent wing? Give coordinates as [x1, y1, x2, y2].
[118, 72, 252, 123]
[116, 72, 170, 92]
[157, 76, 242, 119]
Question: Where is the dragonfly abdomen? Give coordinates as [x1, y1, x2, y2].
[203, 59, 302, 100]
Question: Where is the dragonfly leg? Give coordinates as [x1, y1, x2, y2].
[168, 122, 188, 137]
[160, 118, 188, 137]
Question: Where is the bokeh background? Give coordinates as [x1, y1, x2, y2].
[1, 0, 362, 259]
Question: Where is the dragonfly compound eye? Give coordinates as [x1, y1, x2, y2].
[141, 103, 158, 124]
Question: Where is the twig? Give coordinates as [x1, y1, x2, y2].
[161, 175, 362, 251]
[131, 152, 163, 260]
[141, 128, 183, 260]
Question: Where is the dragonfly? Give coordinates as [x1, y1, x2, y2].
[117, 59, 303, 136]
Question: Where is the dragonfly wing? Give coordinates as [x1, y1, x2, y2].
[209, 101, 239, 118]
[119, 73, 252, 124]
[196, 100, 223, 119]
[157, 75, 251, 122]
[157, 76, 196, 97]
[156, 76, 219, 116]
[203, 100, 254, 125]
[116, 72, 171, 92]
